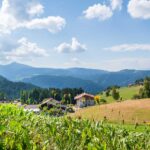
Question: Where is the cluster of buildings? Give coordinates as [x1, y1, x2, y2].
[24, 92, 95, 112]
[0, 92, 95, 113]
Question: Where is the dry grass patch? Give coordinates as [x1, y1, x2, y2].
[72, 99, 150, 124]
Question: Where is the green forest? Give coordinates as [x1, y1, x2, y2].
[20, 88, 84, 104]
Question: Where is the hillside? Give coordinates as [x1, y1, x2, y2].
[22, 75, 102, 93]
[100, 86, 142, 103]
[0, 63, 150, 93]
[72, 99, 150, 124]
[0, 62, 107, 81]
[97, 70, 150, 88]
[0, 76, 37, 99]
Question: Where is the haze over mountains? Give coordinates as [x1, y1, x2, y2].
[0, 62, 150, 93]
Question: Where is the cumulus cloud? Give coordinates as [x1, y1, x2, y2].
[27, 3, 44, 17]
[0, 37, 48, 62]
[105, 44, 150, 52]
[83, 0, 123, 21]
[83, 4, 113, 21]
[128, 0, 150, 19]
[111, 0, 123, 10]
[24, 16, 66, 33]
[56, 37, 87, 53]
[0, 0, 66, 34]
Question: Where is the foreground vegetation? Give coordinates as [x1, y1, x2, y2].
[0, 104, 150, 150]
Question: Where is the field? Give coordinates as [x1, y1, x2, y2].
[0, 104, 150, 150]
[72, 99, 150, 124]
[100, 86, 141, 103]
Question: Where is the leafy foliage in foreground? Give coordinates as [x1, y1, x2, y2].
[0, 104, 150, 150]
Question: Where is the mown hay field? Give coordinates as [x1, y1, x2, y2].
[72, 99, 150, 124]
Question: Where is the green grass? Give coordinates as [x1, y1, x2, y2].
[1, 104, 150, 150]
[107, 123, 150, 132]
[100, 86, 141, 103]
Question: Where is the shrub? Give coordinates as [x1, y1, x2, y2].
[112, 88, 120, 100]
[132, 94, 141, 100]
[100, 99, 107, 104]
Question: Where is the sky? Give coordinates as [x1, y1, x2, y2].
[0, 0, 150, 71]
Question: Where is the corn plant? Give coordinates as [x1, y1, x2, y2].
[0, 104, 150, 150]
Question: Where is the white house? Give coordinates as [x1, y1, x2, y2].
[24, 105, 40, 113]
[74, 93, 95, 108]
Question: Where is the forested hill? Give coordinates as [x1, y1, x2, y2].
[22, 75, 102, 93]
[1, 63, 150, 93]
[0, 76, 37, 99]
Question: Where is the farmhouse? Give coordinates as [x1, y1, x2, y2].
[75, 93, 95, 108]
[24, 105, 40, 113]
[40, 98, 66, 111]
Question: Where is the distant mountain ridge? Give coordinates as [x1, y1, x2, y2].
[0, 75, 37, 99]
[0, 62, 108, 81]
[22, 75, 102, 93]
[0, 62, 150, 93]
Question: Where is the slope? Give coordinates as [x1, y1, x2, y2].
[0, 75, 37, 99]
[22, 75, 102, 93]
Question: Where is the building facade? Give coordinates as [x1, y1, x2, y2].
[74, 93, 95, 108]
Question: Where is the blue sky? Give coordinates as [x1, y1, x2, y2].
[0, 0, 150, 70]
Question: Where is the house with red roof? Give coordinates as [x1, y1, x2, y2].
[74, 93, 95, 108]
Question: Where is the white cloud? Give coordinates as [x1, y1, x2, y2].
[27, 3, 44, 17]
[105, 44, 150, 52]
[83, 4, 113, 21]
[0, 37, 48, 62]
[24, 16, 66, 33]
[111, 0, 123, 10]
[83, 0, 123, 21]
[128, 0, 150, 19]
[0, 0, 66, 34]
[56, 37, 87, 53]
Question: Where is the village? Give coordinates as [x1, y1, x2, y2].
[24, 92, 95, 114]
[0, 92, 95, 115]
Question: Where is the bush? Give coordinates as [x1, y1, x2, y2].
[105, 90, 110, 97]
[48, 107, 64, 116]
[112, 88, 120, 100]
[132, 94, 141, 100]
[66, 107, 75, 113]
[100, 99, 107, 104]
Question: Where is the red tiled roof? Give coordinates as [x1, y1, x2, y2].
[74, 93, 94, 100]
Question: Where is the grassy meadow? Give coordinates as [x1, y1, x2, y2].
[72, 99, 150, 124]
[99, 86, 142, 103]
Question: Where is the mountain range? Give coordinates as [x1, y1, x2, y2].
[0, 75, 37, 99]
[0, 62, 150, 93]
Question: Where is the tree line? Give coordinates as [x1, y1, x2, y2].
[20, 88, 84, 104]
[133, 77, 150, 99]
